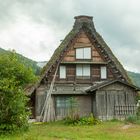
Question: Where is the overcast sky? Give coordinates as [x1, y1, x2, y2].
[0, 0, 140, 73]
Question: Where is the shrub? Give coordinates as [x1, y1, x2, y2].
[125, 106, 140, 124]
[67, 97, 79, 119]
[0, 79, 30, 134]
[136, 105, 140, 118]
[0, 53, 37, 134]
[126, 116, 137, 124]
[64, 114, 100, 126]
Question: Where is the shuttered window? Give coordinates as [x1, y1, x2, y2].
[76, 65, 90, 79]
[76, 47, 91, 59]
[60, 66, 66, 79]
[101, 66, 107, 79]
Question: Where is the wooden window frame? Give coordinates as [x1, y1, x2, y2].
[76, 64, 91, 79]
[100, 66, 107, 79]
[76, 47, 92, 60]
[55, 96, 72, 117]
[59, 65, 66, 79]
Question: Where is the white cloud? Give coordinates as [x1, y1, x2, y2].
[0, 0, 140, 72]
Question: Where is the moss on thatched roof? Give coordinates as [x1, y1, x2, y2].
[41, 29, 77, 75]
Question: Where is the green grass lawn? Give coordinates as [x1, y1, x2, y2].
[0, 121, 140, 140]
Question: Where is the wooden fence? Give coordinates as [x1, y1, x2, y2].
[114, 105, 137, 119]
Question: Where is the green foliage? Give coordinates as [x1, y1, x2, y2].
[0, 79, 29, 133]
[67, 97, 79, 119]
[0, 53, 37, 87]
[0, 53, 37, 133]
[136, 105, 140, 118]
[125, 116, 140, 124]
[125, 106, 140, 124]
[64, 114, 100, 126]
[64, 98, 100, 125]
[1, 121, 140, 140]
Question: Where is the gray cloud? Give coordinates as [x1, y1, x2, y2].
[0, 0, 140, 72]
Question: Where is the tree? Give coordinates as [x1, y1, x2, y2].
[0, 52, 37, 133]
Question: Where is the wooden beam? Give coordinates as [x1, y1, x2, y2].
[117, 75, 123, 78]
[107, 60, 112, 63]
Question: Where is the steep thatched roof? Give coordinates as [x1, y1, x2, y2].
[41, 15, 130, 82]
[29, 15, 132, 95]
[41, 29, 77, 75]
[94, 32, 131, 83]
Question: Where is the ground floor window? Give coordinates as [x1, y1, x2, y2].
[55, 97, 78, 118]
[56, 97, 71, 117]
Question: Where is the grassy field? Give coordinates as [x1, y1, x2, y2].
[0, 121, 140, 140]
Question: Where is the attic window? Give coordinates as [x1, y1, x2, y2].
[101, 66, 107, 79]
[76, 47, 91, 59]
[76, 64, 90, 79]
[59, 65, 66, 79]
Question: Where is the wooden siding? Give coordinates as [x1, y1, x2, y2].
[47, 64, 115, 84]
[33, 17, 138, 122]
[35, 85, 47, 120]
[62, 31, 104, 63]
[45, 31, 115, 84]
[76, 96, 92, 117]
[96, 82, 136, 120]
[55, 95, 92, 120]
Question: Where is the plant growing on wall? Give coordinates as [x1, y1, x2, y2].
[67, 97, 79, 120]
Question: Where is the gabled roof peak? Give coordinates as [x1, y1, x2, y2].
[73, 15, 95, 30]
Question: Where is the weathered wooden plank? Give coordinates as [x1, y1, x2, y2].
[106, 91, 115, 119]
[96, 91, 107, 120]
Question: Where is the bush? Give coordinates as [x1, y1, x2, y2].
[125, 116, 140, 124]
[0, 79, 30, 134]
[126, 116, 136, 123]
[136, 105, 140, 118]
[0, 53, 37, 134]
[64, 114, 100, 126]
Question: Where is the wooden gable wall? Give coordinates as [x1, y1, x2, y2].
[46, 31, 115, 84]
[62, 31, 104, 63]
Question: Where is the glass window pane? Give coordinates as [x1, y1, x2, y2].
[76, 65, 83, 76]
[83, 65, 90, 76]
[101, 66, 107, 79]
[60, 66, 66, 79]
[76, 48, 83, 59]
[83, 48, 91, 59]
[56, 97, 72, 116]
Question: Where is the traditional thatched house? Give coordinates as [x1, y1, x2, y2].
[30, 15, 140, 121]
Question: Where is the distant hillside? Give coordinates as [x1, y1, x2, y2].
[0, 47, 41, 75]
[127, 71, 140, 88]
[0, 47, 6, 53]
[37, 61, 47, 68]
